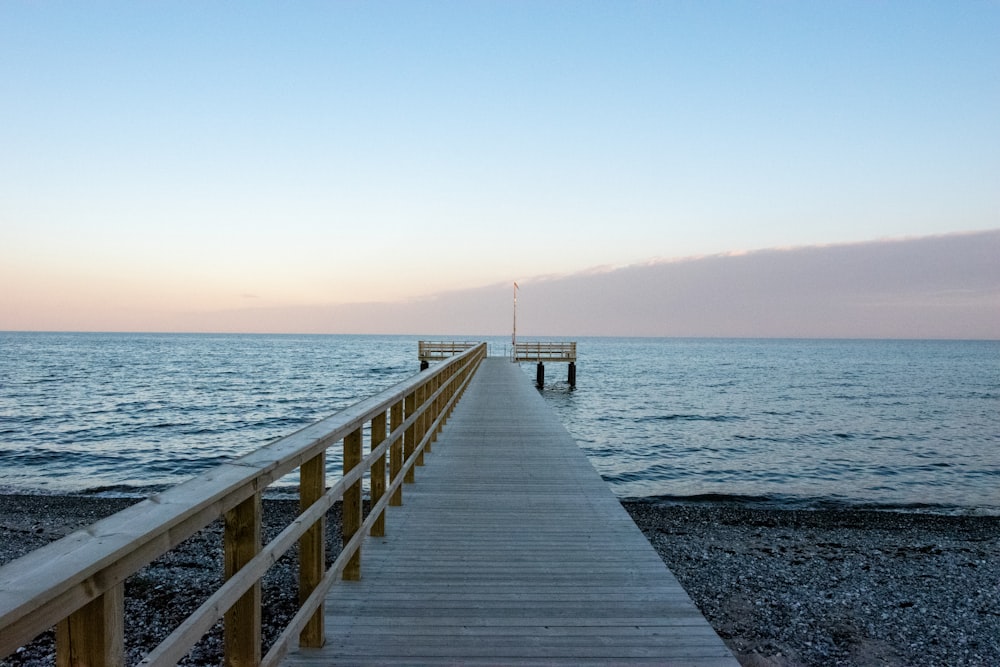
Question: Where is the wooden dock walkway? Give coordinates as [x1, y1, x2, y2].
[283, 358, 738, 666]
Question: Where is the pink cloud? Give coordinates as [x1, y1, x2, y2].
[170, 229, 999, 339]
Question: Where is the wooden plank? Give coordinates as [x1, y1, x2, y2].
[286, 659, 738, 667]
[283, 358, 738, 666]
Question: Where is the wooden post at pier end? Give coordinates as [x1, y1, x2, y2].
[535, 362, 545, 388]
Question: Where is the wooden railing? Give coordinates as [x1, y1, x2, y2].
[0, 343, 487, 666]
[417, 340, 480, 361]
[513, 341, 577, 362]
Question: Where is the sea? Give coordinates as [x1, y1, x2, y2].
[1, 333, 998, 515]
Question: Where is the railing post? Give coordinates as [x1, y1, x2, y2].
[389, 400, 404, 506]
[442, 365, 454, 426]
[431, 372, 441, 440]
[343, 427, 363, 581]
[224, 492, 261, 666]
[56, 584, 124, 667]
[371, 410, 387, 537]
[437, 370, 447, 435]
[299, 451, 326, 647]
[403, 391, 416, 483]
[417, 381, 428, 462]
[428, 374, 438, 448]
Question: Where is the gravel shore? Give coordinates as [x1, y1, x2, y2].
[624, 501, 999, 666]
[1, 494, 998, 666]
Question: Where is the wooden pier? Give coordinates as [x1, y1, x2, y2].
[283, 358, 736, 666]
[0, 346, 737, 666]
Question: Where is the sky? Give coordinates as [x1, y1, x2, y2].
[2, 2, 998, 336]
[91, 230, 996, 339]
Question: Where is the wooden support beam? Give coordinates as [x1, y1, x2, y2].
[55, 583, 124, 667]
[433, 372, 443, 439]
[389, 400, 404, 506]
[370, 411, 387, 537]
[342, 428, 363, 581]
[403, 391, 416, 484]
[224, 492, 261, 666]
[298, 452, 326, 648]
[417, 382, 428, 462]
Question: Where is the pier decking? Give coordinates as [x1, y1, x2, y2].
[283, 358, 737, 666]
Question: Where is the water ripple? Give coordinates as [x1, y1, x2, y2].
[2, 334, 998, 514]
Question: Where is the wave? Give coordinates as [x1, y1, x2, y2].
[624, 492, 1000, 516]
[635, 414, 743, 423]
[79, 483, 173, 497]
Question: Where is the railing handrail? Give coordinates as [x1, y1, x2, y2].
[418, 340, 480, 360]
[0, 342, 487, 664]
[513, 341, 577, 362]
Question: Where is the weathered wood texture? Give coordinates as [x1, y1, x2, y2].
[283, 358, 738, 666]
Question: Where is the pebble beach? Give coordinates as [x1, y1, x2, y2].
[1, 494, 997, 666]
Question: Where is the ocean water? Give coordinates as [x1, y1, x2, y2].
[1, 333, 997, 514]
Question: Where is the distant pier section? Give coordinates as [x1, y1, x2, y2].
[515, 341, 577, 388]
[418, 340, 577, 388]
[418, 341, 480, 369]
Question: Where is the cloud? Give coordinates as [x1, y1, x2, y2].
[175, 229, 1000, 339]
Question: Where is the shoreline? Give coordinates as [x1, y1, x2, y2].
[1, 494, 998, 666]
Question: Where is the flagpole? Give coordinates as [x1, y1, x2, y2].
[512, 281, 518, 361]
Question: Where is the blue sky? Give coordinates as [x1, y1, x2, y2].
[1, 2, 998, 333]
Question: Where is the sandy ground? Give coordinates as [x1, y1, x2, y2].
[1, 494, 997, 666]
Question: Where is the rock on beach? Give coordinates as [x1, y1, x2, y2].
[1, 494, 998, 666]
